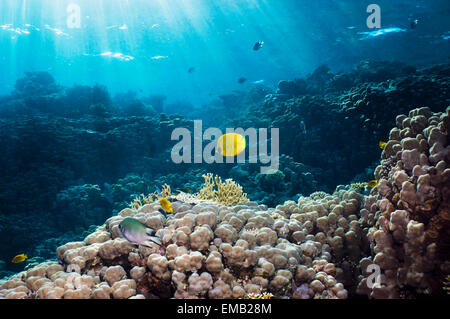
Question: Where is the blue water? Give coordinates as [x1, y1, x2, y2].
[0, 0, 449, 105]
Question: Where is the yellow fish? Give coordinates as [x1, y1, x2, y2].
[159, 198, 173, 213]
[11, 254, 28, 263]
[379, 141, 387, 149]
[367, 180, 378, 188]
[216, 133, 246, 157]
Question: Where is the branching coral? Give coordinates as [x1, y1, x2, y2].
[129, 184, 172, 209]
[130, 194, 154, 210]
[196, 173, 217, 200]
[196, 173, 249, 206]
[161, 184, 172, 197]
[214, 175, 249, 206]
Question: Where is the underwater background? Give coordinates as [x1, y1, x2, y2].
[0, 0, 449, 299]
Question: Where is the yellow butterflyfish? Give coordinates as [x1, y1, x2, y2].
[216, 133, 246, 157]
[11, 254, 28, 263]
[379, 141, 387, 149]
[367, 180, 378, 188]
[159, 198, 173, 213]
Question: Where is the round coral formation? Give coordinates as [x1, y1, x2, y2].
[358, 106, 450, 298]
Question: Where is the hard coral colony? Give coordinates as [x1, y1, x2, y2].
[0, 107, 448, 299]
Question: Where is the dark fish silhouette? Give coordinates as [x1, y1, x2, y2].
[253, 41, 264, 51]
[410, 19, 418, 29]
[188, 67, 195, 73]
[237, 77, 247, 84]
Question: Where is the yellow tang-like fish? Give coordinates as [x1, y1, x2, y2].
[159, 198, 173, 213]
[367, 180, 378, 188]
[11, 254, 28, 263]
[216, 133, 246, 157]
[379, 141, 387, 149]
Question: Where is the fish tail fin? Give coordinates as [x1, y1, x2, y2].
[151, 236, 162, 246]
[142, 236, 162, 247]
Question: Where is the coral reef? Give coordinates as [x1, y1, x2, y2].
[231, 62, 449, 191]
[1, 106, 446, 299]
[229, 154, 321, 206]
[0, 191, 355, 299]
[356, 106, 449, 298]
[0, 106, 448, 299]
[0, 109, 192, 267]
[0, 63, 448, 296]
